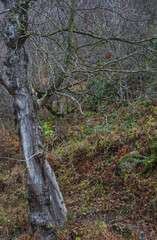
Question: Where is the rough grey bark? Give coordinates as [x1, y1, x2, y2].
[0, 1, 66, 239]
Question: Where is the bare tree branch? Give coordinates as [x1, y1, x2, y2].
[75, 6, 157, 22]
[35, 0, 78, 108]
[58, 92, 84, 116]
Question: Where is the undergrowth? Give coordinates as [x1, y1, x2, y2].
[0, 99, 156, 239]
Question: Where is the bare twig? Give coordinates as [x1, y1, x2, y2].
[0, 151, 43, 162]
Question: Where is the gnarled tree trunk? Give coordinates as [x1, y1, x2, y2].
[0, 1, 66, 239]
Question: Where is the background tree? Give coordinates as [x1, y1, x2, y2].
[24, 0, 156, 113]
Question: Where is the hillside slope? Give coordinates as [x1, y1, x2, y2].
[0, 99, 157, 239]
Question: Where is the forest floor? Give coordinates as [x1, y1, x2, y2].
[0, 99, 157, 240]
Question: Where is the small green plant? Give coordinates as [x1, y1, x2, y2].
[43, 121, 54, 144]
[48, 222, 55, 228]
[147, 115, 155, 127]
[147, 135, 157, 154]
[82, 125, 92, 135]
